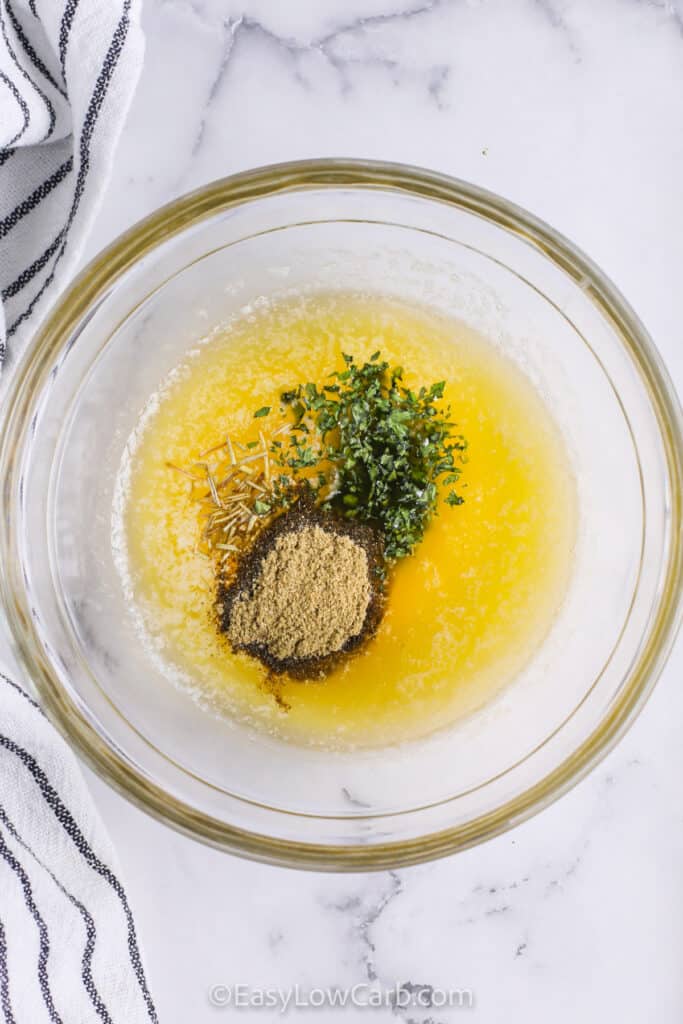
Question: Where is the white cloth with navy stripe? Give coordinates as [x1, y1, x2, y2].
[0, 1, 157, 1022]
[0, 675, 157, 1023]
[0, 0, 144, 362]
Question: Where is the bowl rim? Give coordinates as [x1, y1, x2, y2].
[2, 157, 682, 870]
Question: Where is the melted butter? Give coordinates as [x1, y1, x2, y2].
[119, 292, 577, 748]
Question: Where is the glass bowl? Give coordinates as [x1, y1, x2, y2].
[1, 159, 681, 870]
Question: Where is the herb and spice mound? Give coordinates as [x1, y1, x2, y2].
[170, 352, 468, 680]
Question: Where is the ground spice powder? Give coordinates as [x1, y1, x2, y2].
[218, 503, 384, 678]
[228, 524, 370, 660]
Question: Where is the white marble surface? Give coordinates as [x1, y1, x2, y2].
[71, 0, 683, 1020]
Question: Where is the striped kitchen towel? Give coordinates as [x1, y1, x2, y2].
[0, 2, 157, 1022]
[0, 673, 157, 1023]
[0, 0, 144, 366]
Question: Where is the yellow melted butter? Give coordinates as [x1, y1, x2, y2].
[120, 293, 577, 748]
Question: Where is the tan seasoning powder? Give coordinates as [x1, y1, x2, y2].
[227, 525, 371, 662]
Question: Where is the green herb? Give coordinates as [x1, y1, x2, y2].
[254, 406, 271, 419]
[278, 354, 467, 560]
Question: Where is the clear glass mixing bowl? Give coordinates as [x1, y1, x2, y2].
[1, 160, 682, 869]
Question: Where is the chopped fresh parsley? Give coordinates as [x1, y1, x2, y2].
[278, 354, 467, 560]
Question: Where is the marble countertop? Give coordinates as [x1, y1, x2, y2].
[74, 0, 683, 1020]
